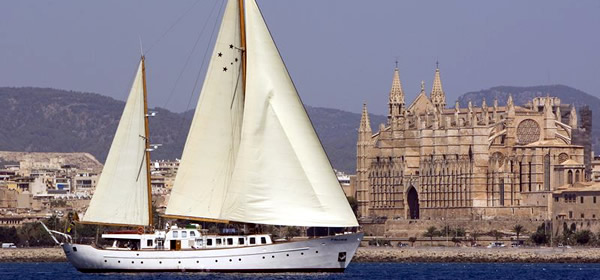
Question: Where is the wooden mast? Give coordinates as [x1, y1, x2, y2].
[238, 0, 246, 89]
[141, 55, 153, 229]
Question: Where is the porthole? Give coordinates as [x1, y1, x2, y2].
[196, 261, 199, 263]
[238, 258, 241, 261]
[118, 261, 121, 263]
[104, 260, 107, 263]
[286, 254, 289, 257]
[272, 255, 275, 258]
[316, 251, 319, 254]
[159, 261, 162, 264]
[301, 252, 304, 255]
[131, 261, 134, 264]
[229, 259, 232, 262]
[141, 261, 143, 264]
[178, 261, 181, 264]
[215, 260, 218, 263]
[262, 256, 265, 259]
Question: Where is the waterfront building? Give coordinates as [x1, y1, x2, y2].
[356, 65, 592, 223]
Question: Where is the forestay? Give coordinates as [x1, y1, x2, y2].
[82, 60, 150, 226]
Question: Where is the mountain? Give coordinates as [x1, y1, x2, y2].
[2, 85, 596, 175]
[0, 87, 190, 164]
[456, 85, 599, 152]
[0, 87, 386, 173]
[307, 106, 386, 173]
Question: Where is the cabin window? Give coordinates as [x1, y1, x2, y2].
[238, 237, 245, 245]
[206, 239, 213, 246]
[173, 231, 178, 238]
[249, 237, 256, 245]
[261, 237, 267, 244]
[227, 238, 233, 245]
[216, 239, 222, 245]
[196, 239, 203, 247]
[182, 231, 187, 238]
[147, 240, 153, 247]
[190, 231, 196, 237]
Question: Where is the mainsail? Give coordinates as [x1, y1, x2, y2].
[165, 0, 244, 222]
[82, 58, 151, 226]
[166, 0, 358, 227]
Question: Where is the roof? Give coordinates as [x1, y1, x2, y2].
[553, 181, 600, 194]
[561, 159, 584, 166]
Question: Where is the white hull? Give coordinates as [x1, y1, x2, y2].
[62, 232, 363, 272]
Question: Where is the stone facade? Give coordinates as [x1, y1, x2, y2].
[356, 66, 591, 223]
[552, 182, 600, 236]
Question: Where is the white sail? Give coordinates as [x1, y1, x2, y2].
[219, 0, 358, 227]
[165, 0, 244, 220]
[82, 59, 150, 226]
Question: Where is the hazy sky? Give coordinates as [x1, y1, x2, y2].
[1, 0, 599, 115]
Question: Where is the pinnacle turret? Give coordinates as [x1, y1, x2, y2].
[388, 67, 405, 121]
[430, 64, 446, 109]
[570, 106, 578, 128]
[360, 103, 372, 133]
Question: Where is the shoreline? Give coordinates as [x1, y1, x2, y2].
[3, 247, 600, 263]
[353, 247, 600, 263]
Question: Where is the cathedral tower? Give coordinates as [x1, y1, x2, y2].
[356, 103, 372, 217]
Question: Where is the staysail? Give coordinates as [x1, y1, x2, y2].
[82, 58, 151, 226]
[166, 0, 358, 227]
[165, 0, 244, 221]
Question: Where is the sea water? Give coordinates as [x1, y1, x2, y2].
[1, 262, 599, 280]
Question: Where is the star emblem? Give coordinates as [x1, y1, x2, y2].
[229, 44, 234, 49]
[223, 67, 228, 72]
[217, 52, 222, 57]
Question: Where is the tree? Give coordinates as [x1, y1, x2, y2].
[530, 223, 549, 245]
[490, 230, 503, 241]
[451, 237, 462, 246]
[513, 224, 524, 241]
[471, 230, 482, 244]
[408, 236, 417, 247]
[575, 230, 592, 245]
[423, 226, 438, 246]
[284, 226, 301, 239]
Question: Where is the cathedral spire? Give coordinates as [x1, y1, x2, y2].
[430, 63, 446, 109]
[570, 105, 578, 128]
[507, 94, 515, 117]
[360, 103, 372, 133]
[388, 66, 405, 121]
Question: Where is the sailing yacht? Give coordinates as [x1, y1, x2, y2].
[51, 0, 363, 272]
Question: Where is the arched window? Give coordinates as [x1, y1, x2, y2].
[567, 170, 573, 184]
[575, 170, 580, 182]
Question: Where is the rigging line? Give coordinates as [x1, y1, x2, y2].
[176, 0, 225, 137]
[161, 0, 221, 110]
[145, 0, 202, 55]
